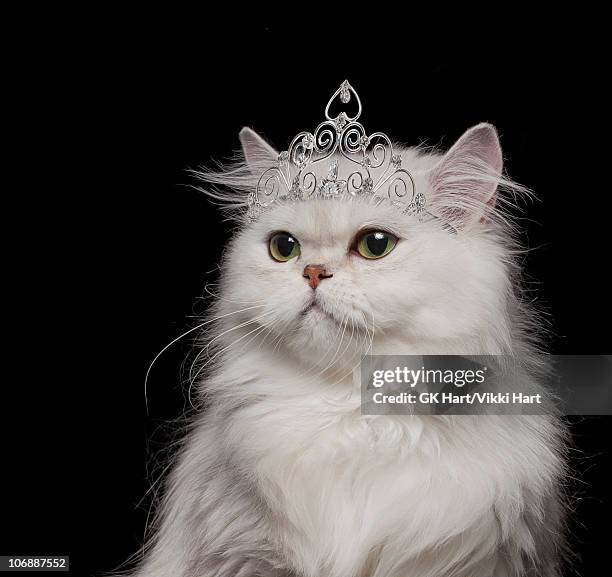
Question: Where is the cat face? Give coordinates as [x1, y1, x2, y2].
[222, 200, 507, 367]
[212, 125, 514, 366]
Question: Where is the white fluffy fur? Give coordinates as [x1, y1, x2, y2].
[127, 125, 568, 577]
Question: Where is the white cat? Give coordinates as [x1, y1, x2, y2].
[128, 124, 568, 576]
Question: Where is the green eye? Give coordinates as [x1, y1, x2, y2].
[356, 231, 398, 259]
[269, 232, 301, 262]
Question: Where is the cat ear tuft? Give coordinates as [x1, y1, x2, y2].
[429, 123, 503, 229]
[239, 127, 278, 173]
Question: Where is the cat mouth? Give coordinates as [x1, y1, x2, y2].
[300, 298, 340, 324]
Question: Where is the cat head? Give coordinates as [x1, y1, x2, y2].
[199, 124, 528, 369]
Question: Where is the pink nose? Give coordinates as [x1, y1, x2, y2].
[303, 264, 333, 289]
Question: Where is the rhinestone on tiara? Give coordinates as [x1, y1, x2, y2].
[246, 80, 424, 222]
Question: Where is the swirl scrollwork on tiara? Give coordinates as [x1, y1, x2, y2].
[248, 80, 426, 222]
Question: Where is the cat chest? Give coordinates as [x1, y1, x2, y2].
[247, 415, 540, 574]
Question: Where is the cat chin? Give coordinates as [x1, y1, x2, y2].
[290, 318, 345, 356]
[280, 315, 370, 371]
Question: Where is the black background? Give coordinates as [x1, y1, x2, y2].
[4, 15, 610, 577]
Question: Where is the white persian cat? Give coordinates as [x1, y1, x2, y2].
[128, 123, 568, 576]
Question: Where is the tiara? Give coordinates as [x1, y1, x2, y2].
[246, 80, 427, 222]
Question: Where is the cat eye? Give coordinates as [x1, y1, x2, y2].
[269, 232, 301, 262]
[355, 230, 398, 260]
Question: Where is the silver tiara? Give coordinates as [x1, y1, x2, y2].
[246, 80, 426, 222]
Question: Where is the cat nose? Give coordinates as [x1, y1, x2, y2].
[303, 264, 333, 289]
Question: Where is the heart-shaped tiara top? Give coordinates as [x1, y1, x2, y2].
[246, 80, 426, 221]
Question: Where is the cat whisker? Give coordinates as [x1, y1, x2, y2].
[188, 319, 276, 408]
[202, 283, 266, 305]
[202, 312, 271, 361]
[328, 309, 376, 390]
[339, 316, 357, 363]
[144, 303, 267, 415]
[255, 318, 283, 354]
[271, 325, 287, 354]
[188, 313, 270, 382]
[255, 317, 283, 353]
[188, 311, 273, 387]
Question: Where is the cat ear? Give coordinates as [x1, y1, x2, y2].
[429, 123, 503, 229]
[239, 127, 278, 173]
